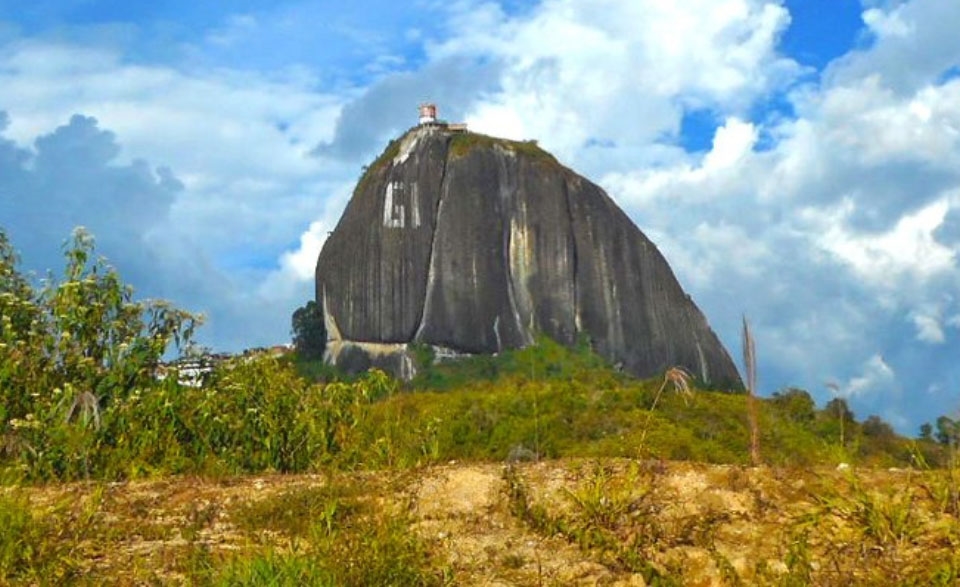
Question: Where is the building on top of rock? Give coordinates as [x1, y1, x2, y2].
[418, 103, 437, 125]
[418, 103, 468, 133]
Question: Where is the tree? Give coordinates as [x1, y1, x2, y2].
[862, 415, 895, 439]
[919, 422, 933, 441]
[771, 387, 816, 423]
[935, 416, 959, 449]
[291, 299, 326, 360]
[824, 384, 854, 449]
[0, 227, 201, 422]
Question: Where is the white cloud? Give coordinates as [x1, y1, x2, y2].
[817, 199, 954, 286]
[846, 355, 897, 398]
[813, 76, 960, 167]
[704, 118, 758, 171]
[279, 221, 329, 282]
[601, 117, 761, 211]
[0, 38, 353, 350]
[911, 312, 946, 344]
[863, 7, 914, 39]
[433, 0, 800, 164]
[828, 0, 960, 92]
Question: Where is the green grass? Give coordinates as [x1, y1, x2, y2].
[0, 488, 104, 583]
[232, 481, 359, 540]
[2, 337, 943, 483]
[449, 131, 558, 163]
[214, 475, 450, 586]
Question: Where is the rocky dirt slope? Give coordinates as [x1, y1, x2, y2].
[8, 459, 959, 585]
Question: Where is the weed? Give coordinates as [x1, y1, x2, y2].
[502, 463, 678, 585]
[221, 475, 450, 586]
[502, 465, 559, 536]
[211, 549, 332, 586]
[637, 367, 693, 456]
[501, 552, 526, 569]
[781, 528, 814, 586]
[232, 481, 357, 540]
[0, 489, 97, 583]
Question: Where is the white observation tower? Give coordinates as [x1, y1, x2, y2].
[418, 103, 437, 125]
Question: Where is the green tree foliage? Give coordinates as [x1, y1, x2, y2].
[862, 415, 896, 439]
[1, 228, 200, 407]
[291, 299, 326, 360]
[859, 414, 900, 459]
[824, 397, 855, 423]
[771, 388, 816, 423]
[936, 416, 960, 449]
[0, 228, 201, 478]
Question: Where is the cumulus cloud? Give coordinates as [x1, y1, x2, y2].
[911, 312, 946, 344]
[0, 113, 179, 283]
[437, 0, 802, 167]
[0, 36, 351, 351]
[846, 355, 897, 398]
[828, 0, 960, 93]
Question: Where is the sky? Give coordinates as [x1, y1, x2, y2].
[1, 0, 959, 434]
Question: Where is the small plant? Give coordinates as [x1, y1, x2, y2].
[222, 475, 449, 586]
[501, 552, 526, 569]
[503, 463, 675, 584]
[564, 463, 636, 531]
[0, 489, 102, 583]
[233, 482, 357, 540]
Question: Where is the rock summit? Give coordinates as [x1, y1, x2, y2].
[316, 124, 741, 387]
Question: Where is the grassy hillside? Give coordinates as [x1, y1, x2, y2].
[295, 338, 947, 471]
[2, 330, 952, 481]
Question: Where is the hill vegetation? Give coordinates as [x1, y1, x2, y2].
[2, 228, 959, 584]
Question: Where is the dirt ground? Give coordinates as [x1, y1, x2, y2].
[9, 459, 959, 585]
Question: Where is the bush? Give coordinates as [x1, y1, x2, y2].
[1, 228, 200, 480]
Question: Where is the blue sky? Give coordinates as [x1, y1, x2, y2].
[1, 0, 960, 434]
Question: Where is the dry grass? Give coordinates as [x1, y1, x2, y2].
[742, 316, 762, 467]
[5, 460, 959, 585]
[637, 366, 693, 456]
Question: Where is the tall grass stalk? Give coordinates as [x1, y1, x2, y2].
[742, 316, 761, 466]
[638, 367, 692, 455]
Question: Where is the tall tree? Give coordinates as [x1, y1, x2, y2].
[291, 300, 326, 360]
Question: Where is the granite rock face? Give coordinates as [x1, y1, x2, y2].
[316, 127, 741, 387]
